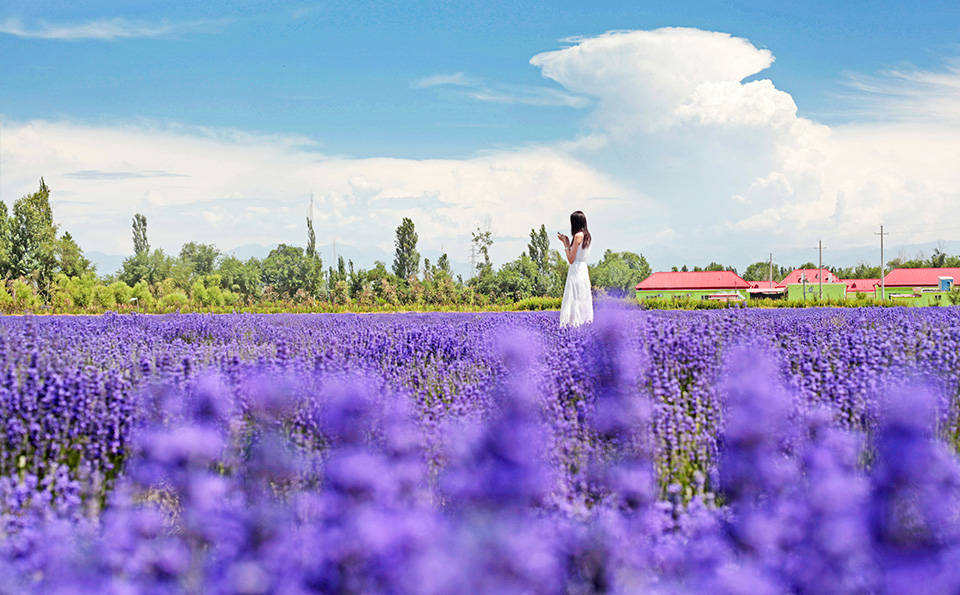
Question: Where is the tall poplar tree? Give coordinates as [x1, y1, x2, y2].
[133, 213, 149, 255]
[304, 216, 323, 297]
[392, 217, 420, 281]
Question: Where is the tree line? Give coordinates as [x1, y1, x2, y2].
[11, 179, 951, 311]
[0, 180, 653, 311]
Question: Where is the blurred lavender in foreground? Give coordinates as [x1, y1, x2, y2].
[0, 308, 959, 591]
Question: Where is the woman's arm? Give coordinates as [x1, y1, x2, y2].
[565, 232, 583, 264]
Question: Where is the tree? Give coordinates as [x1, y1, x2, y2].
[590, 250, 652, 293]
[0, 201, 10, 277]
[119, 248, 173, 287]
[496, 254, 538, 300]
[179, 242, 220, 278]
[120, 214, 173, 286]
[133, 213, 149, 255]
[435, 253, 453, 280]
[471, 226, 493, 276]
[306, 217, 317, 260]
[527, 225, 550, 273]
[304, 216, 323, 297]
[691, 262, 736, 274]
[0, 201, 11, 279]
[831, 262, 880, 280]
[328, 255, 348, 290]
[348, 260, 366, 297]
[262, 244, 306, 298]
[55, 232, 94, 278]
[217, 255, 262, 298]
[9, 178, 59, 289]
[393, 217, 420, 281]
[524, 224, 558, 296]
[742, 261, 791, 283]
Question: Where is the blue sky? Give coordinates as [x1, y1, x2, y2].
[3, 1, 960, 273]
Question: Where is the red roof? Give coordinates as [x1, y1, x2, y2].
[750, 281, 785, 289]
[881, 268, 960, 287]
[636, 271, 751, 291]
[842, 279, 879, 293]
[780, 268, 843, 285]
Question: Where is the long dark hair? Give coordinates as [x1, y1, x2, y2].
[570, 210, 591, 248]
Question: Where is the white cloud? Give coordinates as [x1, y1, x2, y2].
[531, 28, 775, 134]
[1, 119, 639, 263]
[0, 17, 229, 41]
[462, 85, 590, 108]
[416, 72, 589, 108]
[842, 58, 960, 124]
[414, 72, 474, 88]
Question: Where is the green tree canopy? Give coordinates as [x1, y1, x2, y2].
[393, 217, 420, 281]
[217, 255, 262, 298]
[262, 244, 306, 298]
[9, 178, 59, 289]
[179, 242, 220, 278]
[55, 232, 94, 278]
[742, 261, 791, 283]
[303, 217, 323, 297]
[830, 262, 881, 280]
[119, 214, 172, 286]
[119, 249, 174, 286]
[471, 226, 493, 277]
[527, 225, 550, 273]
[590, 250, 652, 293]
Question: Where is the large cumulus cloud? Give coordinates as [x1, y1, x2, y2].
[530, 28, 960, 266]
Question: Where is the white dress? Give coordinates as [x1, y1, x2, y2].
[559, 242, 593, 327]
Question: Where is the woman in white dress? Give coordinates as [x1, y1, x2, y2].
[557, 210, 593, 327]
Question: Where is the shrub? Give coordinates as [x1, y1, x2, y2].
[131, 281, 155, 308]
[159, 291, 189, 310]
[92, 284, 115, 309]
[109, 281, 133, 307]
[332, 280, 351, 305]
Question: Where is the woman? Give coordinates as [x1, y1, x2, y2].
[557, 210, 593, 327]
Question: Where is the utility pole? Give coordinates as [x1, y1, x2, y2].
[768, 253, 773, 289]
[876, 225, 888, 299]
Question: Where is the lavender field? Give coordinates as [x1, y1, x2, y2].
[2, 307, 960, 593]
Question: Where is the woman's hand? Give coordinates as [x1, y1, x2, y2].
[557, 232, 570, 247]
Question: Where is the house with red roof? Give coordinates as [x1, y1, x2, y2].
[747, 280, 787, 300]
[779, 268, 847, 301]
[879, 268, 960, 305]
[635, 271, 751, 302]
[842, 279, 879, 298]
